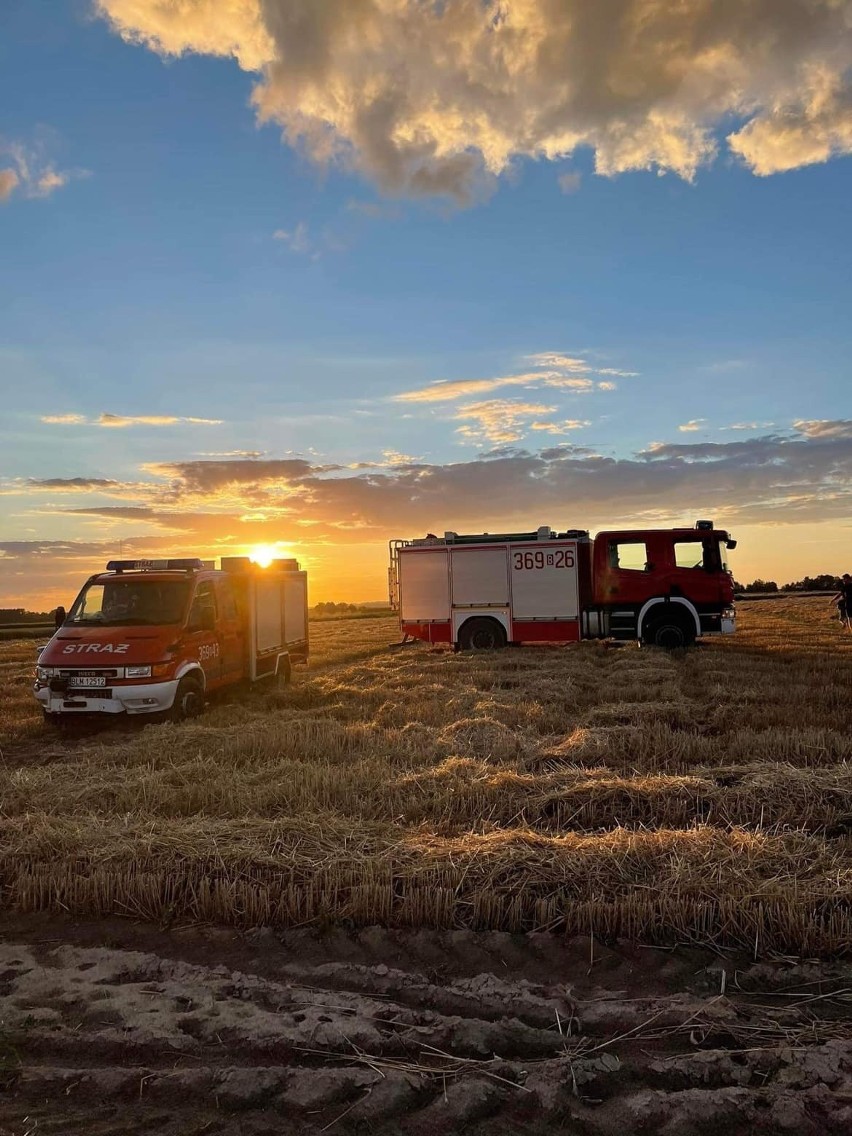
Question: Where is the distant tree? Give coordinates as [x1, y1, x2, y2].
[743, 579, 778, 593]
[782, 574, 842, 592]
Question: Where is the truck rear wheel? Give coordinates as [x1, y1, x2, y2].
[458, 617, 507, 651]
[170, 675, 205, 721]
[643, 614, 695, 650]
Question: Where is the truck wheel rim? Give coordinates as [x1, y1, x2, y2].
[657, 626, 684, 648]
[182, 689, 203, 717]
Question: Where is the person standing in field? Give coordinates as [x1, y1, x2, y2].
[830, 574, 852, 629]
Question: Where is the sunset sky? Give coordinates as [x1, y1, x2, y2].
[2, 0, 851, 607]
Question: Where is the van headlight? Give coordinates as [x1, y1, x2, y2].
[125, 665, 152, 678]
[35, 666, 50, 681]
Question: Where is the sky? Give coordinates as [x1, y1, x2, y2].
[1, 0, 851, 607]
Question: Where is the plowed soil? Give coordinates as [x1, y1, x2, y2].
[2, 913, 852, 1135]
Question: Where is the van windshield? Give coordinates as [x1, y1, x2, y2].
[67, 579, 191, 626]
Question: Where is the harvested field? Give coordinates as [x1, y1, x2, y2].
[2, 596, 852, 1133]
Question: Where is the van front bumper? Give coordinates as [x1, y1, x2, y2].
[35, 679, 180, 716]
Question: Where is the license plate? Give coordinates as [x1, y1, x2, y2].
[68, 675, 106, 687]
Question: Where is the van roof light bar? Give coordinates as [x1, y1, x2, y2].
[106, 558, 204, 573]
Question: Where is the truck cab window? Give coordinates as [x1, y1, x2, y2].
[674, 541, 713, 570]
[609, 541, 650, 572]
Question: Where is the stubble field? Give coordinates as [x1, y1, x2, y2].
[1, 596, 851, 1134]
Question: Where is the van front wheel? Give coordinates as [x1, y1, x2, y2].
[170, 675, 205, 721]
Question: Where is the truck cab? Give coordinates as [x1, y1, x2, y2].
[591, 521, 736, 646]
[34, 556, 308, 722]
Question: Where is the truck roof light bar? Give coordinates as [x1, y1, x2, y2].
[105, 558, 204, 573]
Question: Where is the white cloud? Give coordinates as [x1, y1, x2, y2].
[678, 419, 706, 433]
[529, 419, 591, 434]
[273, 221, 311, 254]
[97, 0, 852, 200]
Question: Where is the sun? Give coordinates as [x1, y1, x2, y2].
[249, 544, 277, 568]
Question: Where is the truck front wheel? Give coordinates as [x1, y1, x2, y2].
[458, 617, 507, 651]
[170, 675, 205, 721]
[643, 615, 695, 650]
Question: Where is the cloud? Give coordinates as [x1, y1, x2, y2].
[26, 478, 122, 491]
[454, 400, 558, 444]
[558, 172, 582, 194]
[197, 450, 266, 459]
[529, 419, 591, 434]
[140, 457, 330, 496]
[7, 416, 852, 606]
[728, 67, 852, 175]
[395, 350, 631, 404]
[273, 221, 311, 254]
[97, 0, 852, 201]
[40, 413, 223, 428]
[40, 413, 87, 425]
[99, 413, 223, 427]
[0, 168, 20, 202]
[793, 419, 852, 440]
[679, 419, 706, 433]
[0, 140, 80, 201]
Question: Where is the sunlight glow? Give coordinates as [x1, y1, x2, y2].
[248, 544, 278, 568]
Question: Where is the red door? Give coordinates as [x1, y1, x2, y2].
[660, 536, 726, 609]
[185, 580, 221, 688]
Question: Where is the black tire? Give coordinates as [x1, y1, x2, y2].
[643, 615, 695, 650]
[169, 675, 205, 722]
[457, 617, 507, 651]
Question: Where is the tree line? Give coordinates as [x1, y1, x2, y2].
[733, 575, 845, 594]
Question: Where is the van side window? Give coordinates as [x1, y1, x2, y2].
[188, 581, 217, 628]
[218, 579, 238, 621]
[609, 541, 650, 572]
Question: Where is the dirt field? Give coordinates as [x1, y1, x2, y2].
[2, 598, 851, 1133]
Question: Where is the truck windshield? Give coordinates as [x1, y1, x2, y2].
[67, 579, 191, 626]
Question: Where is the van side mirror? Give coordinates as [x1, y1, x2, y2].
[54, 606, 66, 630]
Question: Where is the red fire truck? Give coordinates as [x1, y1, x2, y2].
[34, 556, 308, 723]
[389, 521, 736, 649]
